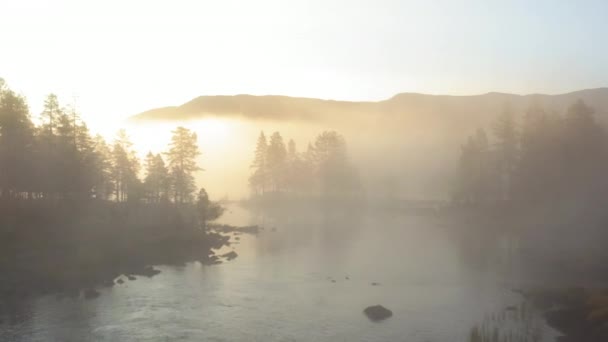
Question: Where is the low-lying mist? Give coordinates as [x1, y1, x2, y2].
[125, 88, 608, 201]
[123, 114, 456, 201]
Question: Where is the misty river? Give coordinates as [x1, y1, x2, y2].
[0, 204, 558, 342]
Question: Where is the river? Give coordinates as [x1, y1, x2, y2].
[0, 204, 558, 341]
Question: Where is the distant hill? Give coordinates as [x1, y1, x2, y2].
[130, 89, 608, 127]
[129, 88, 608, 199]
[130, 94, 377, 122]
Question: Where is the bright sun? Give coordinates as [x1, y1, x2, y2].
[116, 117, 238, 162]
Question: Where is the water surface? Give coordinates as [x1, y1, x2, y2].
[1, 205, 557, 341]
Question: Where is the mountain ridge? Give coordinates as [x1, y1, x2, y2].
[130, 88, 608, 122]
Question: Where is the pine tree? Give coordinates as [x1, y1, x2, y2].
[493, 103, 518, 201]
[266, 132, 287, 192]
[92, 134, 113, 200]
[455, 129, 493, 204]
[197, 187, 224, 230]
[40, 94, 61, 138]
[111, 130, 140, 202]
[562, 99, 607, 198]
[516, 100, 556, 202]
[0, 83, 35, 198]
[144, 152, 169, 203]
[249, 131, 268, 196]
[286, 139, 298, 193]
[166, 127, 201, 204]
[310, 131, 358, 197]
[73, 122, 97, 198]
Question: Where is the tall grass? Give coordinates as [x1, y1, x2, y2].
[469, 301, 543, 342]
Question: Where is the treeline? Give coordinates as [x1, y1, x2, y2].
[0, 80, 227, 299]
[0, 79, 213, 208]
[455, 99, 608, 208]
[248, 130, 361, 199]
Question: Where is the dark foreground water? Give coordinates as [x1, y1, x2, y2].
[0, 205, 558, 341]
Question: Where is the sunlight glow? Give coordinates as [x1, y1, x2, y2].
[193, 118, 232, 148]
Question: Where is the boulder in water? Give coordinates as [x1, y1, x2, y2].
[222, 251, 238, 261]
[84, 289, 100, 300]
[138, 266, 161, 278]
[363, 305, 393, 321]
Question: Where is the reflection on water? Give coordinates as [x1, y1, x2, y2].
[0, 205, 557, 341]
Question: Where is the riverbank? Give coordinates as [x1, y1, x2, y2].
[0, 200, 235, 301]
[519, 288, 608, 342]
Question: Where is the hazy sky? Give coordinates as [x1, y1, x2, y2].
[1, 0, 607, 127]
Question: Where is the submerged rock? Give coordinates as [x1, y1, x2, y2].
[137, 266, 161, 278]
[363, 305, 393, 322]
[371, 282, 380, 286]
[101, 279, 114, 287]
[127, 275, 136, 281]
[221, 251, 238, 261]
[84, 289, 100, 300]
[62, 288, 79, 299]
[116, 278, 124, 284]
[211, 224, 261, 235]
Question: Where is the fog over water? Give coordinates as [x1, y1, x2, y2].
[122, 115, 454, 201]
[0, 204, 559, 342]
[4, 1, 608, 340]
[3, 82, 608, 341]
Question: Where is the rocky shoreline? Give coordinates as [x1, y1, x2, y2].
[0, 225, 241, 302]
[520, 287, 608, 342]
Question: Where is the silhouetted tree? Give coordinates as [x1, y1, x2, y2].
[111, 130, 140, 202]
[72, 122, 98, 198]
[493, 103, 518, 201]
[285, 138, 299, 193]
[0, 82, 35, 199]
[457, 99, 608, 210]
[166, 126, 200, 204]
[248, 130, 359, 200]
[267, 131, 287, 192]
[249, 131, 268, 196]
[310, 131, 360, 198]
[196, 187, 224, 230]
[40, 94, 61, 138]
[144, 152, 169, 203]
[514, 100, 564, 202]
[561, 99, 607, 199]
[55, 106, 81, 197]
[37, 94, 68, 197]
[92, 134, 113, 200]
[456, 129, 493, 204]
